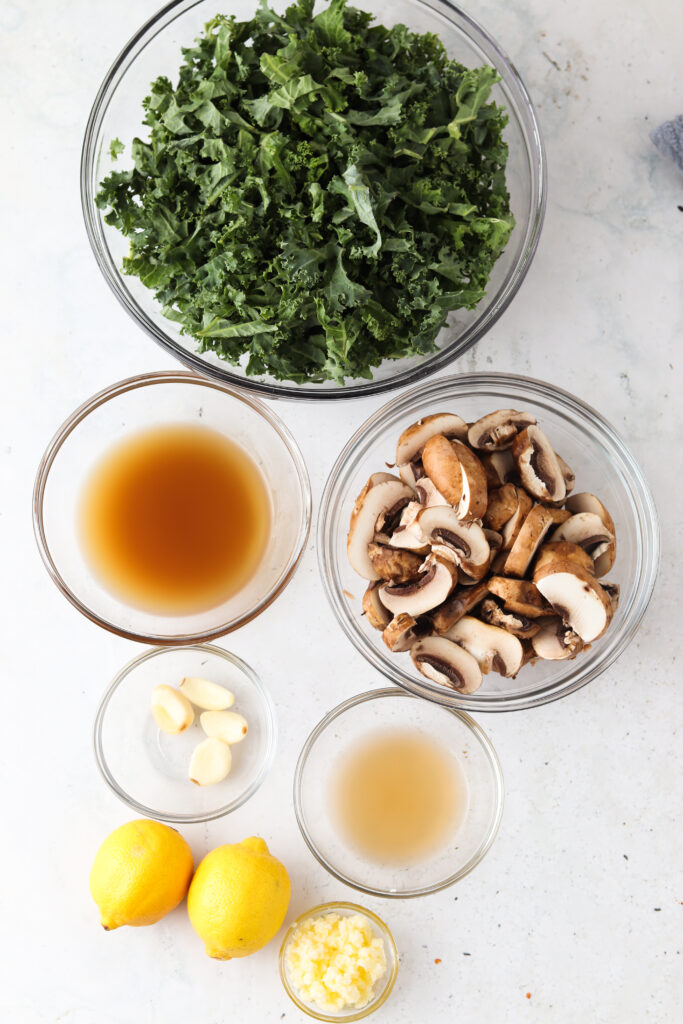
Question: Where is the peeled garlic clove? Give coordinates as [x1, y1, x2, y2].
[179, 676, 235, 711]
[189, 738, 232, 786]
[151, 685, 194, 734]
[200, 710, 248, 745]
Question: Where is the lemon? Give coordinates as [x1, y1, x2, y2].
[90, 819, 194, 930]
[187, 836, 290, 959]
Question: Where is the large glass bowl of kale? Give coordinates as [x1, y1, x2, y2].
[82, 0, 546, 399]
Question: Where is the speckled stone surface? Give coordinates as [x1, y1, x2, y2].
[1, 1, 681, 1021]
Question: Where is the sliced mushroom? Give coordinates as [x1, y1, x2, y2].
[503, 505, 556, 577]
[450, 439, 488, 522]
[414, 476, 449, 508]
[547, 507, 572, 525]
[500, 487, 534, 551]
[534, 560, 613, 642]
[444, 616, 524, 677]
[396, 413, 468, 487]
[564, 493, 617, 576]
[348, 479, 415, 579]
[410, 636, 482, 693]
[362, 583, 392, 631]
[422, 434, 463, 506]
[387, 504, 430, 553]
[379, 554, 456, 617]
[480, 449, 516, 488]
[367, 542, 423, 582]
[556, 454, 575, 497]
[467, 409, 537, 451]
[417, 507, 491, 580]
[534, 541, 594, 577]
[531, 618, 584, 660]
[484, 530, 503, 556]
[483, 484, 519, 531]
[432, 580, 490, 634]
[382, 613, 432, 652]
[487, 577, 553, 618]
[512, 426, 566, 503]
[550, 512, 615, 575]
[602, 582, 620, 613]
[478, 597, 541, 639]
[374, 494, 415, 537]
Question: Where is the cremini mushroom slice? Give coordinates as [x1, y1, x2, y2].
[480, 449, 516, 488]
[367, 542, 423, 582]
[362, 583, 392, 631]
[189, 737, 232, 786]
[387, 504, 430, 553]
[450, 439, 488, 522]
[503, 504, 556, 577]
[467, 409, 537, 451]
[547, 507, 572, 525]
[382, 613, 432, 652]
[410, 636, 483, 693]
[379, 554, 456, 617]
[347, 478, 415, 579]
[556, 454, 575, 497]
[444, 616, 524, 677]
[422, 434, 463, 506]
[151, 685, 195, 734]
[531, 618, 584, 660]
[534, 560, 613, 642]
[478, 597, 541, 639]
[602, 582, 620, 613]
[534, 541, 594, 577]
[500, 487, 534, 551]
[414, 476, 449, 507]
[564, 492, 617, 576]
[417, 507, 490, 580]
[512, 425, 566, 503]
[432, 579, 490, 634]
[484, 529, 503, 556]
[483, 483, 519, 531]
[396, 413, 468, 488]
[487, 576, 553, 618]
[550, 512, 615, 576]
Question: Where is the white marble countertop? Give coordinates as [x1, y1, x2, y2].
[1, 1, 681, 1021]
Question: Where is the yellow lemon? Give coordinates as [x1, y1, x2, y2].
[187, 836, 290, 959]
[89, 819, 193, 930]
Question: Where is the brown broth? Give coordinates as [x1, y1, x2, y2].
[79, 423, 270, 615]
[332, 728, 467, 864]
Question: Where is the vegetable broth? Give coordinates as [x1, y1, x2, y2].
[79, 423, 270, 614]
[332, 728, 467, 864]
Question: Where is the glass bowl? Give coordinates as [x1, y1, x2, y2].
[318, 373, 660, 711]
[279, 901, 399, 1021]
[94, 644, 276, 822]
[33, 371, 311, 643]
[81, 0, 545, 400]
[293, 689, 504, 897]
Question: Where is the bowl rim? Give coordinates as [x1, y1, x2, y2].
[278, 900, 399, 1021]
[317, 371, 661, 711]
[32, 370, 312, 644]
[93, 643, 277, 823]
[80, 0, 547, 401]
[293, 687, 505, 898]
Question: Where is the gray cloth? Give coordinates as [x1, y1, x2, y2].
[651, 114, 683, 171]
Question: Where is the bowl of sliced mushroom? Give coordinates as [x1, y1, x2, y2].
[319, 374, 659, 711]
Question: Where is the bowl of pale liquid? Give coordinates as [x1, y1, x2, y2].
[33, 372, 311, 643]
[294, 688, 504, 898]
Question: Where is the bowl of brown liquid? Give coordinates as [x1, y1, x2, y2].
[33, 372, 311, 643]
[293, 688, 504, 898]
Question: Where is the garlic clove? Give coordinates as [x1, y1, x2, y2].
[179, 676, 235, 711]
[189, 737, 232, 786]
[200, 710, 248, 745]
[151, 685, 194, 734]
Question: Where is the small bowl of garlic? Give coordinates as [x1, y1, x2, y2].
[94, 644, 276, 822]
